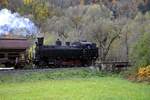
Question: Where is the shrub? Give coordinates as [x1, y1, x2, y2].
[137, 65, 150, 82]
[130, 32, 150, 68]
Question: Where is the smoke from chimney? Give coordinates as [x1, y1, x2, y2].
[0, 9, 38, 36]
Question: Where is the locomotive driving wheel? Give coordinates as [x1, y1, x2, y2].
[38, 61, 48, 68]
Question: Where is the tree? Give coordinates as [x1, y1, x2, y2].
[87, 19, 123, 61]
[0, 0, 8, 7]
[127, 12, 150, 68]
[23, 0, 33, 5]
[131, 32, 150, 67]
[32, 1, 49, 26]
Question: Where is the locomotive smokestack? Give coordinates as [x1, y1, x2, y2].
[37, 37, 44, 46]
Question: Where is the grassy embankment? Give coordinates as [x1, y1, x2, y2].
[0, 68, 150, 100]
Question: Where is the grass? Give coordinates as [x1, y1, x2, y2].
[0, 68, 150, 100]
[0, 77, 150, 100]
[0, 68, 104, 83]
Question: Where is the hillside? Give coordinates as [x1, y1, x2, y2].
[0, 0, 150, 79]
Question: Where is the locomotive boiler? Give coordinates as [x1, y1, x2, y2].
[34, 37, 99, 67]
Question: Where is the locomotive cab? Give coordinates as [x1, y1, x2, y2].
[72, 41, 96, 49]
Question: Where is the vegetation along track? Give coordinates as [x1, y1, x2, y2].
[0, 67, 91, 75]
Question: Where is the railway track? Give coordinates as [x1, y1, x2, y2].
[0, 61, 131, 74]
[0, 67, 90, 75]
[0, 67, 51, 73]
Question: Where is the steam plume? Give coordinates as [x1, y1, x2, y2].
[0, 9, 38, 36]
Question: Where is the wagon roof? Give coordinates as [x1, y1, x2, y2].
[0, 38, 30, 49]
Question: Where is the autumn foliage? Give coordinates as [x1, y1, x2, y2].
[137, 65, 150, 81]
[0, 0, 8, 7]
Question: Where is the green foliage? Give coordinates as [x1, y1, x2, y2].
[23, 0, 33, 5]
[32, 1, 49, 24]
[44, 33, 57, 45]
[14, 0, 50, 26]
[131, 32, 150, 67]
[0, 68, 104, 83]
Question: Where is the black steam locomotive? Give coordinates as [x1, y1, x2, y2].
[33, 37, 99, 67]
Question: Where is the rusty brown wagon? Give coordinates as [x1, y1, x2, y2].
[0, 37, 30, 69]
